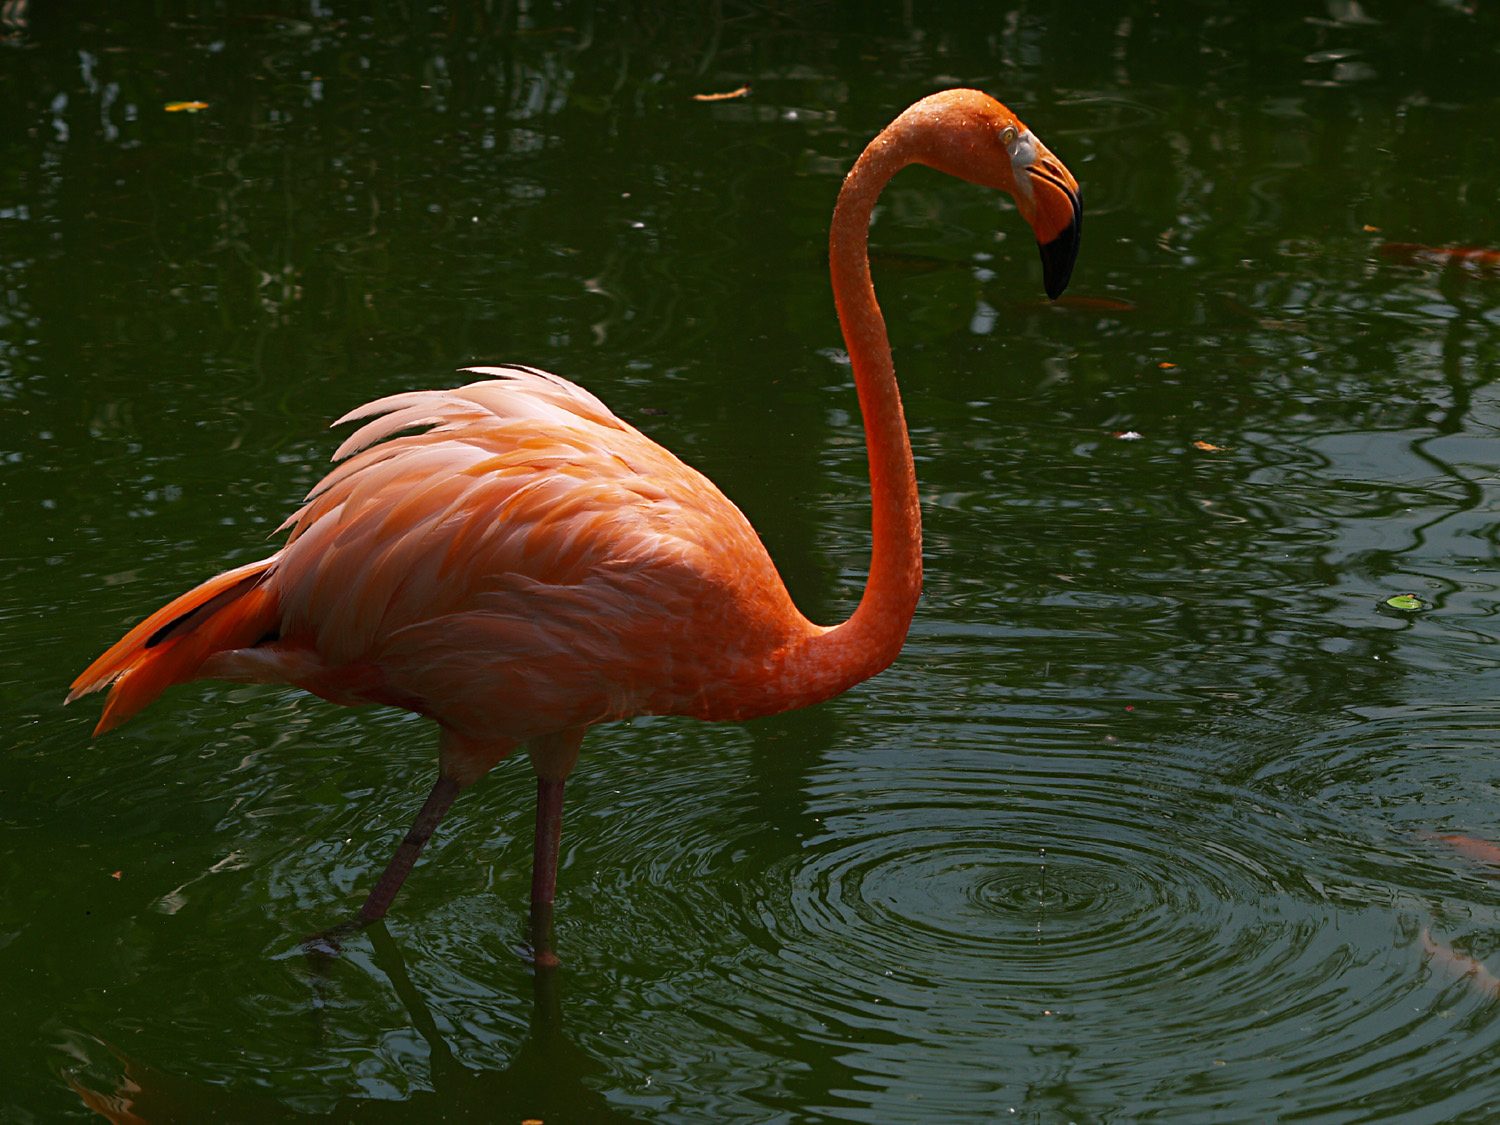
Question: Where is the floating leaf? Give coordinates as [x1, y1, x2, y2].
[165, 101, 209, 113]
[692, 86, 749, 102]
[1193, 440, 1224, 451]
[1384, 593, 1426, 611]
[1363, 224, 1381, 232]
[1158, 361, 1176, 369]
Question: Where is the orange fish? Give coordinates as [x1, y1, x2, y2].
[1426, 832, 1500, 870]
[1380, 242, 1500, 271]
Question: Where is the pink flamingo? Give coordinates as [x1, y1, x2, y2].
[69, 89, 1081, 958]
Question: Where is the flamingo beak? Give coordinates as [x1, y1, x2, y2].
[1029, 163, 1082, 300]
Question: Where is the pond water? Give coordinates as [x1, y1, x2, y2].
[5, 1, 1500, 1122]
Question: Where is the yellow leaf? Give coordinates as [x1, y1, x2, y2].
[1193, 440, 1224, 451]
[165, 101, 210, 113]
[692, 87, 750, 102]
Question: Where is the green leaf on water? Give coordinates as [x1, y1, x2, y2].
[1384, 594, 1427, 611]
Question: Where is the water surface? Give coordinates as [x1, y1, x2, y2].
[5, 2, 1500, 1122]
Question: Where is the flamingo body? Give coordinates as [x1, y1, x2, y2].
[70, 89, 1081, 952]
[72, 367, 873, 781]
[275, 373, 838, 745]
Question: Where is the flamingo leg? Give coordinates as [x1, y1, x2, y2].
[527, 775, 566, 968]
[526, 728, 584, 968]
[531, 775, 567, 908]
[357, 774, 463, 924]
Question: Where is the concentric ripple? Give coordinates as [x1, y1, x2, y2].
[750, 747, 1282, 1013]
[550, 707, 1500, 1122]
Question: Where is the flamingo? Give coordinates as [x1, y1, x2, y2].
[68, 89, 1081, 959]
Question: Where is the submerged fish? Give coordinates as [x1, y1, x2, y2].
[1426, 831, 1500, 870]
[1380, 242, 1500, 271]
[1421, 928, 1500, 1002]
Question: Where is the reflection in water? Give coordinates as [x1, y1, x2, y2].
[0, 0, 26, 40]
[67, 926, 638, 1124]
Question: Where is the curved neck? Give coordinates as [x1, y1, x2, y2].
[797, 126, 924, 692]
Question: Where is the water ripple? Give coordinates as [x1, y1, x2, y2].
[533, 712, 1500, 1121]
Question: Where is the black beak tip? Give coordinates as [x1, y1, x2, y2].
[1037, 189, 1082, 301]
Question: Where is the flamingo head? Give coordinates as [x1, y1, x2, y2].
[898, 89, 1082, 300]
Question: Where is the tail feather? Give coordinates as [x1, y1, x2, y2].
[68, 556, 280, 735]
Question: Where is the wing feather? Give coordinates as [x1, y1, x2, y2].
[266, 365, 795, 716]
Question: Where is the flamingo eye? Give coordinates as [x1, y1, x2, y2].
[1000, 126, 1018, 147]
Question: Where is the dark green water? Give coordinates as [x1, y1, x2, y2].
[6, 1, 1500, 1121]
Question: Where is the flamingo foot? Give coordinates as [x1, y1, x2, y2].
[302, 915, 373, 957]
